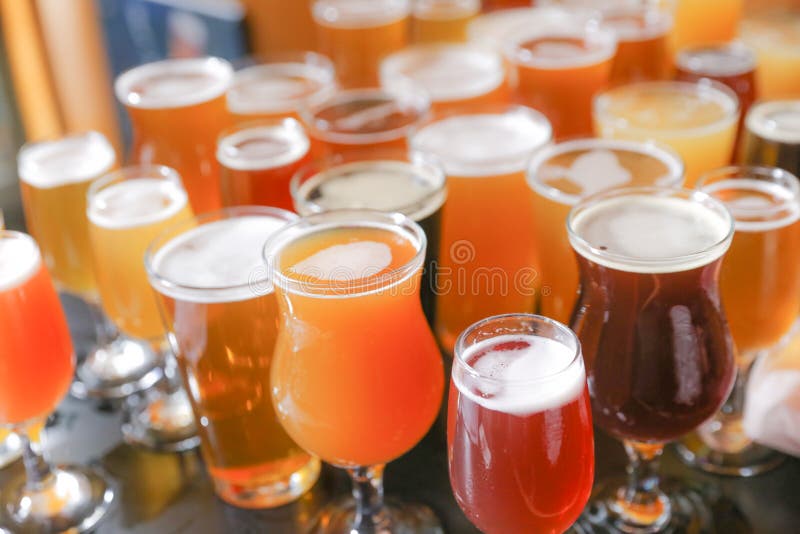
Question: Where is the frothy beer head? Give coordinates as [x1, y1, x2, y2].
[676, 43, 756, 78]
[149, 210, 297, 302]
[116, 57, 233, 109]
[87, 174, 188, 230]
[217, 119, 310, 171]
[410, 107, 552, 176]
[467, 7, 596, 50]
[18, 131, 116, 189]
[568, 188, 734, 273]
[293, 160, 446, 221]
[746, 100, 800, 144]
[380, 44, 504, 103]
[505, 26, 617, 69]
[528, 139, 684, 205]
[0, 233, 41, 292]
[454, 334, 585, 416]
[313, 0, 410, 28]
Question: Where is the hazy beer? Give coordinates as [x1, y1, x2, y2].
[115, 57, 233, 213]
[146, 208, 320, 508]
[411, 0, 479, 43]
[740, 10, 800, 100]
[671, 0, 742, 51]
[17, 132, 116, 298]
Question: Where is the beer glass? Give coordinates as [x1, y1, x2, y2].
[677, 166, 800, 475]
[594, 80, 740, 186]
[88, 165, 198, 452]
[741, 100, 800, 176]
[568, 187, 736, 532]
[671, 0, 742, 52]
[115, 57, 233, 214]
[468, 7, 597, 51]
[740, 9, 800, 100]
[264, 210, 444, 533]
[18, 132, 161, 399]
[301, 87, 430, 160]
[0, 231, 113, 532]
[313, 0, 410, 88]
[146, 207, 320, 508]
[505, 19, 617, 138]
[449, 313, 594, 534]
[410, 105, 552, 354]
[527, 138, 684, 323]
[217, 118, 312, 211]
[411, 0, 479, 43]
[227, 52, 336, 123]
[291, 149, 446, 326]
[380, 43, 508, 114]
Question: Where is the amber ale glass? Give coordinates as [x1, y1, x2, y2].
[601, 3, 672, 84]
[568, 187, 735, 532]
[313, 0, 410, 88]
[266, 210, 443, 533]
[218, 118, 312, 211]
[678, 166, 800, 476]
[411, 0, 479, 43]
[146, 207, 320, 508]
[115, 57, 233, 213]
[411, 106, 552, 354]
[505, 21, 616, 138]
[301, 87, 430, 159]
[449, 314, 594, 534]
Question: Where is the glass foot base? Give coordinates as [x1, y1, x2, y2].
[71, 337, 162, 400]
[308, 497, 443, 534]
[675, 435, 785, 477]
[213, 456, 321, 509]
[0, 465, 114, 533]
[122, 388, 199, 452]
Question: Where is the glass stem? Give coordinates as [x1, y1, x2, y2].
[86, 300, 117, 345]
[347, 464, 386, 531]
[615, 440, 670, 528]
[721, 353, 756, 418]
[18, 427, 52, 489]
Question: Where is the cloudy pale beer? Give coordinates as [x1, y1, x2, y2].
[740, 9, 800, 100]
[411, 0, 479, 43]
[115, 57, 233, 213]
[147, 208, 319, 508]
[671, 0, 742, 52]
[18, 132, 116, 298]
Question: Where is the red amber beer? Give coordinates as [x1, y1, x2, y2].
[449, 314, 594, 534]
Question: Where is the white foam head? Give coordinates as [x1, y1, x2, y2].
[228, 59, 335, 115]
[380, 44, 504, 102]
[115, 57, 233, 109]
[454, 334, 585, 416]
[88, 178, 188, 230]
[676, 43, 756, 77]
[412, 0, 479, 19]
[313, 0, 410, 28]
[0, 233, 41, 292]
[150, 214, 294, 302]
[411, 109, 552, 176]
[598, 5, 673, 42]
[505, 24, 617, 69]
[701, 178, 800, 233]
[468, 7, 598, 50]
[295, 160, 445, 220]
[290, 241, 393, 281]
[746, 100, 800, 144]
[217, 120, 310, 171]
[569, 192, 733, 273]
[18, 132, 116, 189]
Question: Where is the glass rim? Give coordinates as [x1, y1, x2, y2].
[216, 117, 311, 171]
[598, 3, 674, 41]
[567, 186, 735, 272]
[527, 138, 686, 207]
[0, 230, 42, 292]
[412, 0, 480, 15]
[312, 0, 411, 27]
[114, 56, 233, 109]
[675, 40, 757, 78]
[593, 79, 741, 137]
[502, 20, 617, 70]
[87, 164, 183, 203]
[299, 87, 431, 145]
[144, 206, 299, 297]
[290, 150, 447, 218]
[745, 99, 800, 144]
[453, 313, 583, 387]
[467, 6, 598, 49]
[17, 130, 117, 188]
[263, 209, 427, 298]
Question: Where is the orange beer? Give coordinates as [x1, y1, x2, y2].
[411, 0, 480, 43]
[380, 44, 508, 114]
[115, 57, 233, 213]
[740, 9, 800, 100]
[147, 208, 319, 508]
[411, 106, 552, 354]
[301, 87, 430, 159]
[217, 119, 312, 211]
[505, 22, 616, 138]
[313, 0, 410, 88]
[527, 139, 684, 323]
[671, 0, 742, 52]
[601, 4, 672, 84]
[227, 52, 336, 123]
[267, 211, 443, 467]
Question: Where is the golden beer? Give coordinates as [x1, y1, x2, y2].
[87, 166, 193, 342]
[411, 0, 479, 43]
[741, 9, 800, 100]
[18, 132, 116, 297]
[146, 208, 320, 508]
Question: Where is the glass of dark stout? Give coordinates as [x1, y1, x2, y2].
[567, 186, 736, 532]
